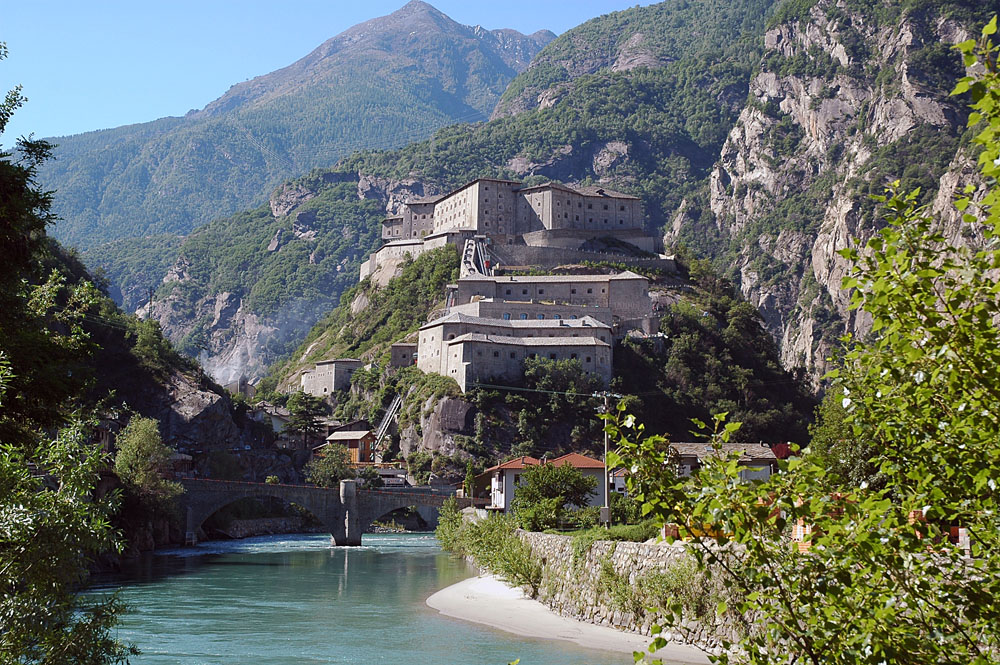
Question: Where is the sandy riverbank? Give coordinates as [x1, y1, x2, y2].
[426, 574, 710, 664]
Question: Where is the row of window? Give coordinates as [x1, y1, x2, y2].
[501, 313, 577, 320]
[503, 287, 604, 296]
[478, 349, 600, 363]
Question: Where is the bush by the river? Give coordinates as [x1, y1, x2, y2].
[436, 498, 542, 598]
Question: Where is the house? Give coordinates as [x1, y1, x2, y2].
[390, 342, 417, 367]
[669, 442, 778, 481]
[300, 358, 363, 396]
[479, 452, 607, 513]
[250, 401, 291, 434]
[317, 430, 377, 465]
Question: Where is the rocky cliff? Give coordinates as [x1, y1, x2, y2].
[670, 0, 988, 381]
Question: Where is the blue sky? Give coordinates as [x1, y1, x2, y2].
[0, 1, 654, 147]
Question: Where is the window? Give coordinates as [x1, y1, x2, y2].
[537, 314, 544, 320]
[570, 315, 577, 319]
[586, 356, 592, 363]
[519, 313, 528, 320]
[538, 288, 544, 295]
[503, 313, 511, 320]
[522, 289, 528, 295]
[620, 205, 626, 211]
[510, 352, 516, 359]
[549, 353, 557, 359]
[553, 314, 561, 319]
[506, 289, 512, 295]
[575, 215, 579, 221]
[587, 288, 593, 294]
[603, 204, 609, 210]
[587, 203, 593, 209]
[571, 288, 577, 294]
[570, 353, 577, 359]
[493, 351, 500, 358]
[619, 220, 623, 225]
[604, 218, 608, 224]
[514, 474, 520, 485]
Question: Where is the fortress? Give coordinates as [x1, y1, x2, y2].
[359, 177, 671, 280]
[302, 178, 671, 394]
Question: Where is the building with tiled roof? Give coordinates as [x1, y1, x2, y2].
[479, 452, 607, 513]
[670, 442, 778, 481]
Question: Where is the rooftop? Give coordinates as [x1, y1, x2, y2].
[549, 452, 605, 469]
[446, 333, 610, 347]
[459, 270, 644, 283]
[480, 452, 605, 474]
[670, 442, 778, 463]
[421, 312, 609, 330]
[326, 430, 373, 441]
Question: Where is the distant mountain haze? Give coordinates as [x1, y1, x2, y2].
[40, 0, 553, 250]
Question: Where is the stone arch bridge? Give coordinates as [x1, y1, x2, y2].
[179, 478, 480, 546]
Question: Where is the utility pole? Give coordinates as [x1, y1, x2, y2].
[603, 391, 610, 528]
[595, 390, 620, 527]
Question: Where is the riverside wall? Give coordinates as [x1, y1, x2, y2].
[519, 532, 743, 650]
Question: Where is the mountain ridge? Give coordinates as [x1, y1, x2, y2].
[40, 2, 552, 250]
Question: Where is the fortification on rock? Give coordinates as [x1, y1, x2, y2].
[302, 178, 672, 395]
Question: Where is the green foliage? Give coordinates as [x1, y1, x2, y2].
[0, 421, 138, 664]
[285, 390, 327, 442]
[512, 462, 598, 531]
[609, 29, 1000, 663]
[0, 58, 133, 659]
[271, 246, 459, 388]
[435, 496, 465, 552]
[265, 475, 280, 485]
[616, 263, 816, 443]
[304, 444, 353, 488]
[113, 416, 183, 510]
[357, 465, 384, 488]
[439, 513, 543, 598]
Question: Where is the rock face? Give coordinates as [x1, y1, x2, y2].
[145, 169, 435, 384]
[399, 396, 475, 458]
[677, 1, 977, 381]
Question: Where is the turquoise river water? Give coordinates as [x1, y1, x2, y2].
[88, 532, 626, 665]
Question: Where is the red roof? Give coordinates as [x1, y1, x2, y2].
[550, 453, 605, 469]
[480, 452, 605, 476]
[482, 456, 541, 473]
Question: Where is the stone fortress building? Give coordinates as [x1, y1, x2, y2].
[299, 177, 671, 396]
[360, 177, 669, 280]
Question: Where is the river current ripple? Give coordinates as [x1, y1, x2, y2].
[88, 532, 623, 664]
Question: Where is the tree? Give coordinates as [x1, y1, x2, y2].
[608, 23, 1000, 665]
[114, 416, 183, 508]
[358, 465, 384, 488]
[304, 444, 353, 488]
[0, 43, 132, 663]
[511, 462, 597, 531]
[463, 459, 475, 497]
[286, 391, 326, 446]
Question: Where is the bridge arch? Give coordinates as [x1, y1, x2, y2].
[179, 479, 477, 546]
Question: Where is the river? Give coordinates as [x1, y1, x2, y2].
[88, 533, 626, 664]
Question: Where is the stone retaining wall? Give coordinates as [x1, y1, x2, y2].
[519, 532, 742, 650]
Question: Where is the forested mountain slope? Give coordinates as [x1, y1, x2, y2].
[93, 0, 993, 386]
[108, 0, 778, 383]
[40, 1, 552, 250]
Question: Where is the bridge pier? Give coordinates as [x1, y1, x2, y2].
[334, 479, 362, 546]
